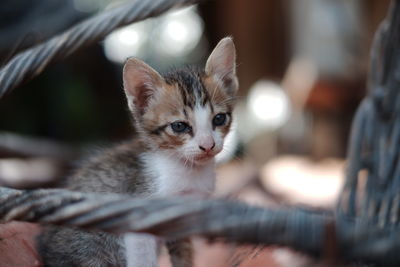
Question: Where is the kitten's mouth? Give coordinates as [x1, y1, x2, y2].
[193, 153, 216, 163]
[195, 154, 214, 161]
[180, 152, 218, 167]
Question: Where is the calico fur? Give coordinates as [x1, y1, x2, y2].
[38, 37, 238, 267]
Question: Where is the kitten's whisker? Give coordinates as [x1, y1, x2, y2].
[183, 156, 190, 168]
[190, 157, 195, 169]
[216, 96, 241, 106]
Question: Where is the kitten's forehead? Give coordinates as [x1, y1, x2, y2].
[164, 68, 210, 109]
[193, 104, 212, 132]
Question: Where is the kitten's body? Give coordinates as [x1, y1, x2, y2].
[39, 141, 213, 267]
[38, 38, 238, 267]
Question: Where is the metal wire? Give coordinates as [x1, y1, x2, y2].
[0, 0, 199, 99]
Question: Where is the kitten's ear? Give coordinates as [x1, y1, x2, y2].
[123, 58, 164, 114]
[205, 37, 238, 96]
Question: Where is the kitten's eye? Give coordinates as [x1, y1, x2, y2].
[171, 121, 191, 133]
[212, 113, 227, 127]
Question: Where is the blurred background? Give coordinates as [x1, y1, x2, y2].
[0, 0, 392, 266]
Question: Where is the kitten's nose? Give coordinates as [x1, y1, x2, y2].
[199, 138, 215, 152]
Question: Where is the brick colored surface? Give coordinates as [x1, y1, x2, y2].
[0, 222, 42, 267]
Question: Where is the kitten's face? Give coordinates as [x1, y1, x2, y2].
[140, 70, 235, 165]
[123, 37, 238, 166]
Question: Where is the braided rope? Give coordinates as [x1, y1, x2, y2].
[2, 187, 400, 264]
[0, 0, 199, 99]
[0, 187, 327, 256]
[337, 0, 400, 227]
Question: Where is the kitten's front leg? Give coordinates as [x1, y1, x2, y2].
[124, 233, 158, 267]
[167, 238, 193, 267]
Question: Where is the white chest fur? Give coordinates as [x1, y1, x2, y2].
[142, 151, 216, 197]
[124, 152, 216, 267]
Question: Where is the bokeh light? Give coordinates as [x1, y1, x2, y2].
[103, 6, 204, 64]
[248, 80, 290, 130]
[155, 6, 204, 56]
[104, 21, 148, 63]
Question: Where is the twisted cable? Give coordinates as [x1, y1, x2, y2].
[3, 186, 400, 265]
[338, 0, 400, 227]
[0, 0, 199, 98]
[0, 187, 327, 256]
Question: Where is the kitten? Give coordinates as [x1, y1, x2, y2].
[38, 37, 238, 267]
